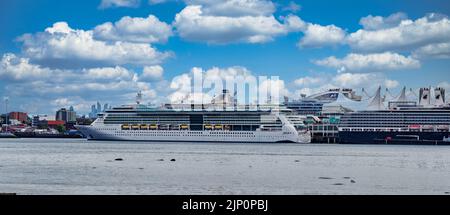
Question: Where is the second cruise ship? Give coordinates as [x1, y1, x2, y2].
[338, 87, 450, 144]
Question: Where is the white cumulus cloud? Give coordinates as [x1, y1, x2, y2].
[184, 0, 276, 17]
[294, 76, 324, 87]
[359, 12, 408, 30]
[94, 15, 173, 43]
[412, 42, 450, 59]
[84, 66, 135, 81]
[168, 66, 289, 104]
[314, 52, 420, 72]
[17, 22, 172, 69]
[298, 23, 347, 48]
[348, 13, 450, 52]
[0, 53, 51, 80]
[140, 65, 164, 81]
[283, 1, 301, 13]
[99, 0, 140, 9]
[333, 73, 398, 89]
[292, 72, 400, 99]
[295, 12, 450, 59]
[173, 4, 303, 44]
[0, 54, 164, 114]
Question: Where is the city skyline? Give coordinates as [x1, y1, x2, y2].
[1, 0, 449, 115]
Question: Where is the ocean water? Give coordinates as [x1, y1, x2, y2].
[0, 138, 450, 195]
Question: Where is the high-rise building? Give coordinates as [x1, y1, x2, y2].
[89, 102, 111, 118]
[32, 115, 40, 127]
[97, 102, 101, 113]
[56, 107, 76, 123]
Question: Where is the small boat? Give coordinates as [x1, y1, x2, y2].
[0, 132, 17, 138]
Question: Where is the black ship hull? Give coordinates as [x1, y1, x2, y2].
[13, 132, 82, 138]
[339, 131, 450, 145]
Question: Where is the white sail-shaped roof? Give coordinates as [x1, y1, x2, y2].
[396, 87, 408, 101]
[367, 87, 386, 110]
[406, 88, 419, 102]
[383, 88, 395, 102]
[322, 90, 370, 113]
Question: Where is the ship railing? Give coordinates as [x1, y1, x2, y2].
[338, 126, 448, 132]
[260, 125, 283, 131]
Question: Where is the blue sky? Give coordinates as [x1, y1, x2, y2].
[0, 0, 449, 115]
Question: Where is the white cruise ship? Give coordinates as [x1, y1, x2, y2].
[76, 91, 311, 143]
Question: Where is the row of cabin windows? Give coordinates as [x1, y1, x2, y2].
[115, 131, 256, 135]
[111, 133, 258, 137]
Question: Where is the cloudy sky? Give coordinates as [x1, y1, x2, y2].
[0, 0, 449, 115]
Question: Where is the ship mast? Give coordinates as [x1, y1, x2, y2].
[3, 97, 8, 132]
[136, 91, 142, 105]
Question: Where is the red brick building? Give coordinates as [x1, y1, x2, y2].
[9, 112, 28, 123]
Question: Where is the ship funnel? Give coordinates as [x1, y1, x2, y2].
[434, 87, 445, 106]
[419, 87, 431, 106]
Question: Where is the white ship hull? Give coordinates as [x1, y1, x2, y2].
[76, 124, 311, 143]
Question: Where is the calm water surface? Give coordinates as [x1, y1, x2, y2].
[0, 138, 450, 194]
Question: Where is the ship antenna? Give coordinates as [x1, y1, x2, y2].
[3, 97, 9, 131]
[136, 91, 142, 105]
[234, 90, 238, 110]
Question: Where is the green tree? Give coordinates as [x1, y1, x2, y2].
[56, 124, 66, 133]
